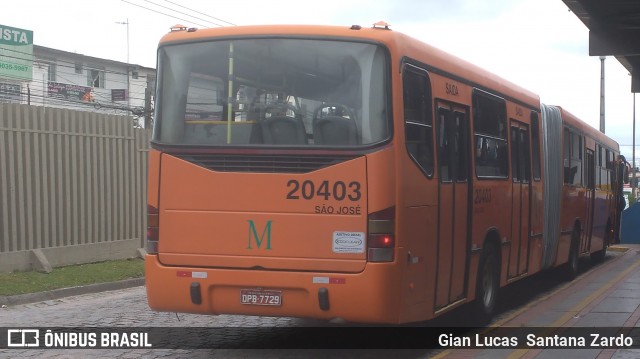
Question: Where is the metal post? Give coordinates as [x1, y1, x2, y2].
[633, 92, 637, 200]
[600, 56, 606, 133]
[125, 18, 129, 64]
[144, 86, 151, 129]
[116, 19, 130, 118]
[116, 19, 130, 63]
[125, 19, 130, 120]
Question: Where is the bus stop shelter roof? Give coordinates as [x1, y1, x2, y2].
[562, 0, 640, 92]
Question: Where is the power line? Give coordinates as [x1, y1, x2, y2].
[140, 0, 226, 28]
[0, 66, 153, 103]
[1, 45, 155, 80]
[1, 33, 154, 120]
[0, 71, 151, 101]
[161, 0, 236, 26]
[1, 72, 152, 114]
[1, 91, 152, 119]
[120, 0, 208, 28]
[3, 69, 153, 97]
[8, 84, 151, 109]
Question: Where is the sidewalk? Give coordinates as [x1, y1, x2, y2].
[0, 278, 144, 307]
[435, 244, 640, 358]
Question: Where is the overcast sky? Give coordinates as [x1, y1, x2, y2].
[1, 0, 637, 163]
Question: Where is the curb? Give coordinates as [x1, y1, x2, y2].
[608, 245, 631, 252]
[0, 278, 145, 307]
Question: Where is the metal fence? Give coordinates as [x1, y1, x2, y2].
[0, 103, 150, 272]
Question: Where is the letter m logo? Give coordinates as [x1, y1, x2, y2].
[247, 220, 273, 250]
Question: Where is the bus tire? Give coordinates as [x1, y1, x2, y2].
[564, 228, 580, 280]
[473, 243, 499, 324]
[590, 246, 606, 264]
[590, 222, 610, 264]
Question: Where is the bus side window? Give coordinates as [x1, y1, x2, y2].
[571, 132, 583, 186]
[564, 128, 572, 184]
[403, 65, 434, 177]
[531, 112, 541, 181]
[472, 90, 508, 178]
[438, 108, 451, 181]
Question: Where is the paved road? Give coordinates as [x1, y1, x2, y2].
[0, 286, 434, 358]
[0, 250, 628, 358]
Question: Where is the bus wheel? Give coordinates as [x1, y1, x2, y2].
[474, 244, 499, 324]
[564, 228, 580, 280]
[590, 223, 610, 264]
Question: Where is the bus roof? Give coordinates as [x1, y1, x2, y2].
[158, 24, 541, 110]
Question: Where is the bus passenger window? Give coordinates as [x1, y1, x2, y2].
[531, 112, 541, 180]
[562, 128, 583, 186]
[571, 132, 583, 186]
[564, 129, 572, 184]
[511, 127, 519, 182]
[438, 109, 451, 182]
[454, 111, 469, 182]
[520, 129, 530, 182]
[472, 91, 508, 178]
[403, 65, 434, 177]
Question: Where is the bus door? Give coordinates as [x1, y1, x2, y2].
[584, 149, 596, 251]
[508, 121, 531, 278]
[435, 102, 471, 309]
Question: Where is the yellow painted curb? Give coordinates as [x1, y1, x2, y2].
[607, 246, 630, 252]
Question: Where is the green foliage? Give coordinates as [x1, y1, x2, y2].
[628, 192, 637, 206]
[0, 258, 144, 296]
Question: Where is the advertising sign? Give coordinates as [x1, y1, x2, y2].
[111, 89, 128, 102]
[47, 82, 93, 102]
[0, 24, 33, 81]
[0, 82, 20, 102]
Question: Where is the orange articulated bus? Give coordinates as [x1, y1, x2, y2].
[145, 23, 623, 324]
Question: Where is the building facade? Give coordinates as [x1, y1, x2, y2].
[1, 43, 155, 127]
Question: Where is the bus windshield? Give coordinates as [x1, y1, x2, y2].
[154, 38, 390, 148]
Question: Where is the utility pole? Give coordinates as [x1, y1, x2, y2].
[116, 18, 130, 63]
[116, 19, 130, 119]
[600, 56, 606, 133]
[144, 77, 152, 129]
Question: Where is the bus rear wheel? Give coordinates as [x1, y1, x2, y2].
[590, 222, 610, 264]
[473, 244, 499, 324]
[564, 228, 580, 280]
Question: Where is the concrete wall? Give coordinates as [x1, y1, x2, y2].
[0, 103, 150, 272]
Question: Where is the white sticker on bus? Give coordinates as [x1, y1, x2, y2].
[332, 231, 365, 254]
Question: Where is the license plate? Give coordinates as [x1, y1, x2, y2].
[240, 289, 282, 306]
